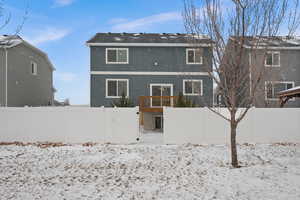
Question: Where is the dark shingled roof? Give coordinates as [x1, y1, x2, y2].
[231, 36, 300, 48]
[86, 33, 213, 44]
[0, 35, 23, 48]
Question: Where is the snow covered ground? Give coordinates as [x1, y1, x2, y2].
[0, 143, 299, 200]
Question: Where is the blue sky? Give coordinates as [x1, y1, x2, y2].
[2, 0, 185, 104]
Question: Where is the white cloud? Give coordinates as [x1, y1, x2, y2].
[107, 18, 128, 25]
[24, 27, 70, 45]
[54, 0, 75, 7]
[111, 11, 182, 32]
[56, 72, 77, 82]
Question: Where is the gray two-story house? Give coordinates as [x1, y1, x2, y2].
[218, 36, 300, 108]
[246, 36, 300, 107]
[0, 35, 55, 107]
[87, 33, 213, 131]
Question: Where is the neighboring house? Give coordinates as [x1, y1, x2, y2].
[86, 33, 214, 131]
[219, 36, 300, 108]
[0, 35, 55, 107]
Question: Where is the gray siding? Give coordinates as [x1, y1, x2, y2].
[91, 74, 213, 107]
[0, 49, 5, 106]
[250, 49, 300, 107]
[91, 46, 212, 72]
[90, 45, 213, 107]
[5, 44, 53, 107]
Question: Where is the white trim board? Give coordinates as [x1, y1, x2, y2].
[91, 71, 209, 76]
[243, 45, 300, 50]
[86, 42, 212, 47]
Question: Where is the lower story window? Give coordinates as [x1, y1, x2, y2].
[265, 81, 294, 100]
[106, 79, 129, 98]
[183, 80, 203, 96]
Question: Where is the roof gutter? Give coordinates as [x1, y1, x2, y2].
[86, 42, 213, 47]
[243, 45, 300, 50]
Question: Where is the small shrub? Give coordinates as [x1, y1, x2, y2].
[111, 92, 134, 107]
[175, 92, 196, 107]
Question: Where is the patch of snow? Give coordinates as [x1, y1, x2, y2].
[0, 144, 299, 199]
[140, 133, 164, 144]
[0, 35, 23, 48]
[114, 37, 122, 41]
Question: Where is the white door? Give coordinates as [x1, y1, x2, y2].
[150, 84, 173, 107]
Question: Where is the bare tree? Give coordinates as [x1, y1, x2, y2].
[183, 0, 300, 168]
[0, 0, 28, 35]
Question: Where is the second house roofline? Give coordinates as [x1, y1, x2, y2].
[86, 32, 214, 47]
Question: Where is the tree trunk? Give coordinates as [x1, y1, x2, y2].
[230, 121, 239, 168]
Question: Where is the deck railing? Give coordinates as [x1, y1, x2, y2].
[139, 96, 178, 112]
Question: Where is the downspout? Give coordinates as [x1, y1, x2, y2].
[4, 48, 8, 107]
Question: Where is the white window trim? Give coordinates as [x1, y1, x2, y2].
[183, 79, 203, 96]
[186, 48, 203, 65]
[150, 84, 174, 96]
[150, 84, 174, 107]
[31, 61, 37, 75]
[105, 79, 129, 98]
[264, 51, 280, 67]
[265, 81, 295, 101]
[105, 48, 129, 64]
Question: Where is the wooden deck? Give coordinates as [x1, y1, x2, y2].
[139, 96, 177, 113]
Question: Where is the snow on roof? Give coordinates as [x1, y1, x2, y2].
[236, 36, 300, 48]
[0, 35, 55, 71]
[0, 35, 23, 48]
[86, 33, 213, 44]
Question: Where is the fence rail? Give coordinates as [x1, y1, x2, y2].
[139, 96, 178, 112]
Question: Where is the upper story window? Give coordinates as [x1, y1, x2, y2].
[106, 79, 129, 98]
[265, 81, 294, 100]
[106, 48, 129, 64]
[31, 61, 37, 75]
[186, 48, 203, 64]
[183, 80, 203, 96]
[265, 51, 280, 67]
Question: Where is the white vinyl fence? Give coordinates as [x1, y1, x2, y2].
[0, 107, 139, 144]
[164, 107, 300, 144]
